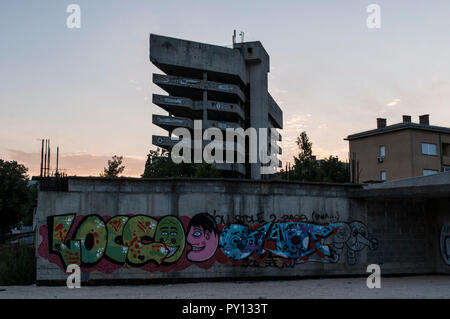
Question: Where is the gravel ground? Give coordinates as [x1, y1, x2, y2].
[1, 275, 450, 299]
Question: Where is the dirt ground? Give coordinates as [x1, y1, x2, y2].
[1, 275, 450, 299]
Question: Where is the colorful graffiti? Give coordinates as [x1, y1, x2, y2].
[39, 213, 378, 273]
[440, 225, 450, 266]
[186, 213, 219, 262]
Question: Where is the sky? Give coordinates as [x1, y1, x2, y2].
[1, 0, 450, 177]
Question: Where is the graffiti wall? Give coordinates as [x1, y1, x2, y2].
[440, 225, 450, 266]
[38, 212, 378, 273]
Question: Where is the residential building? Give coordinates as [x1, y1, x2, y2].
[346, 115, 450, 183]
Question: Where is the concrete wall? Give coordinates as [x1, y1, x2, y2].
[34, 177, 449, 284]
[366, 199, 435, 274]
[432, 197, 450, 274]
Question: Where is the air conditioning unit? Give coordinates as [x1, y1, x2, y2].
[377, 156, 384, 163]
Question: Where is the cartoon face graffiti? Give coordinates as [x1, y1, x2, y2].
[440, 225, 450, 266]
[347, 221, 377, 251]
[444, 237, 450, 260]
[154, 216, 185, 263]
[186, 213, 219, 262]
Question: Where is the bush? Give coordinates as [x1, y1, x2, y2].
[0, 245, 36, 285]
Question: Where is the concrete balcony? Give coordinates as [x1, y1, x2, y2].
[152, 114, 193, 131]
[268, 93, 283, 129]
[150, 34, 247, 86]
[204, 120, 241, 131]
[153, 113, 241, 135]
[206, 100, 245, 121]
[152, 94, 244, 121]
[152, 135, 179, 148]
[152, 135, 246, 159]
[152, 94, 202, 119]
[153, 74, 245, 103]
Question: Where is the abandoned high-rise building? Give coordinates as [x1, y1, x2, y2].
[149, 34, 283, 179]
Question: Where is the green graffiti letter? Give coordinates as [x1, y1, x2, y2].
[49, 214, 81, 267]
[122, 216, 168, 265]
[74, 215, 107, 265]
[105, 216, 129, 264]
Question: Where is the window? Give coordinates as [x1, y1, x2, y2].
[380, 171, 386, 181]
[379, 145, 385, 158]
[421, 143, 437, 156]
[423, 169, 438, 176]
[443, 167, 450, 173]
[443, 143, 450, 157]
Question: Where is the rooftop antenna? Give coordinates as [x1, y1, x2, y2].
[39, 139, 44, 177]
[239, 31, 244, 43]
[56, 146, 59, 176]
[232, 29, 236, 46]
[48, 139, 51, 177]
[43, 139, 48, 177]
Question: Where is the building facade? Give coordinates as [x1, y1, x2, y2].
[346, 115, 450, 183]
[150, 34, 283, 179]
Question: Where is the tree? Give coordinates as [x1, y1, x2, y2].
[0, 160, 35, 237]
[142, 148, 221, 178]
[296, 131, 313, 161]
[320, 155, 350, 183]
[290, 131, 349, 183]
[100, 155, 125, 177]
[193, 162, 221, 178]
[292, 131, 321, 181]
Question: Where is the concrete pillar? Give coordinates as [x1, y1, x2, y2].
[202, 72, 207, 122]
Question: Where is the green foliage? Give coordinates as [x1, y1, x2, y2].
[142, 148, 221, 178]
[288, 131, 349, 183]
[320, 155, 350, 183]
[0, 160, 34, 237]
[101, 155, 125, 177]
[0, 245, 36, 285]
[292, 156, 322, 181]
[296, 131, 313, 161]
[193, 162, 221, 178]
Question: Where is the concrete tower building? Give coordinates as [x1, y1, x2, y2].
[150, 34, 283, 179]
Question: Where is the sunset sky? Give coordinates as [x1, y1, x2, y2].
[1, 0, 450, 177]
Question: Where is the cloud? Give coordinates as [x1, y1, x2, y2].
[386, 98, 401, 107]
[278, 114, 312, 165]
[6, 149, 147, 177]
